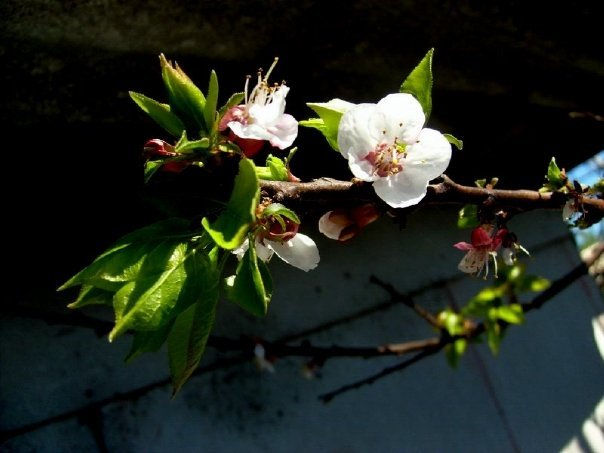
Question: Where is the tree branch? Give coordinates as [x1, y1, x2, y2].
[318, 249, 601, 403]
[260, 175, 604, 216]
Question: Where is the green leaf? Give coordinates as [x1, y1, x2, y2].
[144, 160, 163, 183]
[125, 321, 174, 363]
[486, 321, 502, 355]
[457, 204, 479, 229]
[175, 137, 210, 154]
[168, 275, 219, 394]
[300, 99, 355, 151]
[443, 133, 463, 150]
[517, 275, 551, 293]
[475, 179, 487, 188]
[218, 92, 245, 117]
[438, 309, 466, 336]
[160, 54, 207, 134]
[400, 48, 434, 119]
[225, 240, 273, 317]
[446, 338, 467, 368]
[256, 155, 288, 181]
[260, 203, 300, 224]
[129, 91, 185, 137]
[494, 304, 524, 324]
[203, 70, 219, 133]
[110, 244, 216, 341]
[59, 220, 193, 292]
[547, 157, 564, 186]
[67, 285, 113, 309]
[202, 158, 259, 250]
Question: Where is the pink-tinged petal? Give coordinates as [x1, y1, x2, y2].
[470, 227, 492, 248]
[338, 103, 378, 159]
[374, 93, 425, 144]
[267, 233, 319, 272]
[404, 128, 452, 181]
[347, 152, 379, 181]
[458, 249, 488, 275]
[453, 242, 473, 251]
[228, 121, 273, 142]
[219, 105, 246, 132]
[318, 211, 345, 240]
[372, 171, 429, 208]
[267, 114, 298, 149]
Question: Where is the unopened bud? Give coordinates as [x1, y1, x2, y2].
[143, 139, 177, 158]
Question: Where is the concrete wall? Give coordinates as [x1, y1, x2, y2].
[2, 208, 603, 452]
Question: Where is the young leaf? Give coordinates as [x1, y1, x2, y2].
[129, 91, 185, 137]
[160, 54, 207, 134]
[203, 70, 219, 133]
[457, 204, 479, 229]
[400, 48, 434, 119]
[486, 321, 502, 355]
[517, 275, 551, 293]
[260, 203, 300, 224]
[202, 158, 259, 250]
[218, 92, 245, 118]
[110, 244, 216, 341]
[225, 240, 273, 317]
[67, 285, 113, 309]
[443, 133, 463, 150]
[547, 157, 564, 185]
[144, 160, 163, 183]
[446, 338, 467, 368]
[175, 137, 210, 154]
[125, 321, 174, 363]
[494, 304, 524, 325]
[300, 99, 356, 151]
[168, 275, 219, 394]
[256, 155, 288, 181]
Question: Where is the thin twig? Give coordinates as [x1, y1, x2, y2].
[318, 251, 600, 403]
[369, 275, 441, 328]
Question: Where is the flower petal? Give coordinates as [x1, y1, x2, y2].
[228, 121, 273, 142]
[267, 114, 298, 149]
[374, 93, 425, 144]
[458, 249, 488, 275]
[267, 234, 320, 272]
[318, 211, 345, 240]
[255, 238, 274, 262]
[453, 242, 473, 251]
[404, 128, 452, 181]
[232, 238, 250, 260]
[372, 171, 430, 208]
[337, 103, 378, 159]
[347, 152, 379, 181]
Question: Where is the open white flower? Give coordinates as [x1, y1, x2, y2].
[222, 58, 298, 150]
[337, 93, 452, 208]
[234, 234, 320, 272]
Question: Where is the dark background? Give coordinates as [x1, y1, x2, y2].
[1, 0, 603, 301]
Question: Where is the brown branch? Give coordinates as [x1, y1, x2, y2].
[260, 175, 604, 216]
[319, 250, 600, 403]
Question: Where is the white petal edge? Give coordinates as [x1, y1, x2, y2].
[267, 114, 298, 149]
[405, 128, 452, 181]
[228, 121, 273, 142]
[267, 234, 320, 272]
[374, 93, 425, 144]
[372, 170, 430, 208]
[318, 211, 344, 240]
[337, 103, 377, 159]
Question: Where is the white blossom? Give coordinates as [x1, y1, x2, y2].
[337, 93, 452, 208]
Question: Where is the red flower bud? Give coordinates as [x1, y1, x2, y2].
[351, 204, 380, 228]
[143, 139, 177, 159]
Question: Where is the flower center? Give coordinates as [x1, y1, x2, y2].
[365, 141, 406, 177]
[243, 57, 287, 123]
